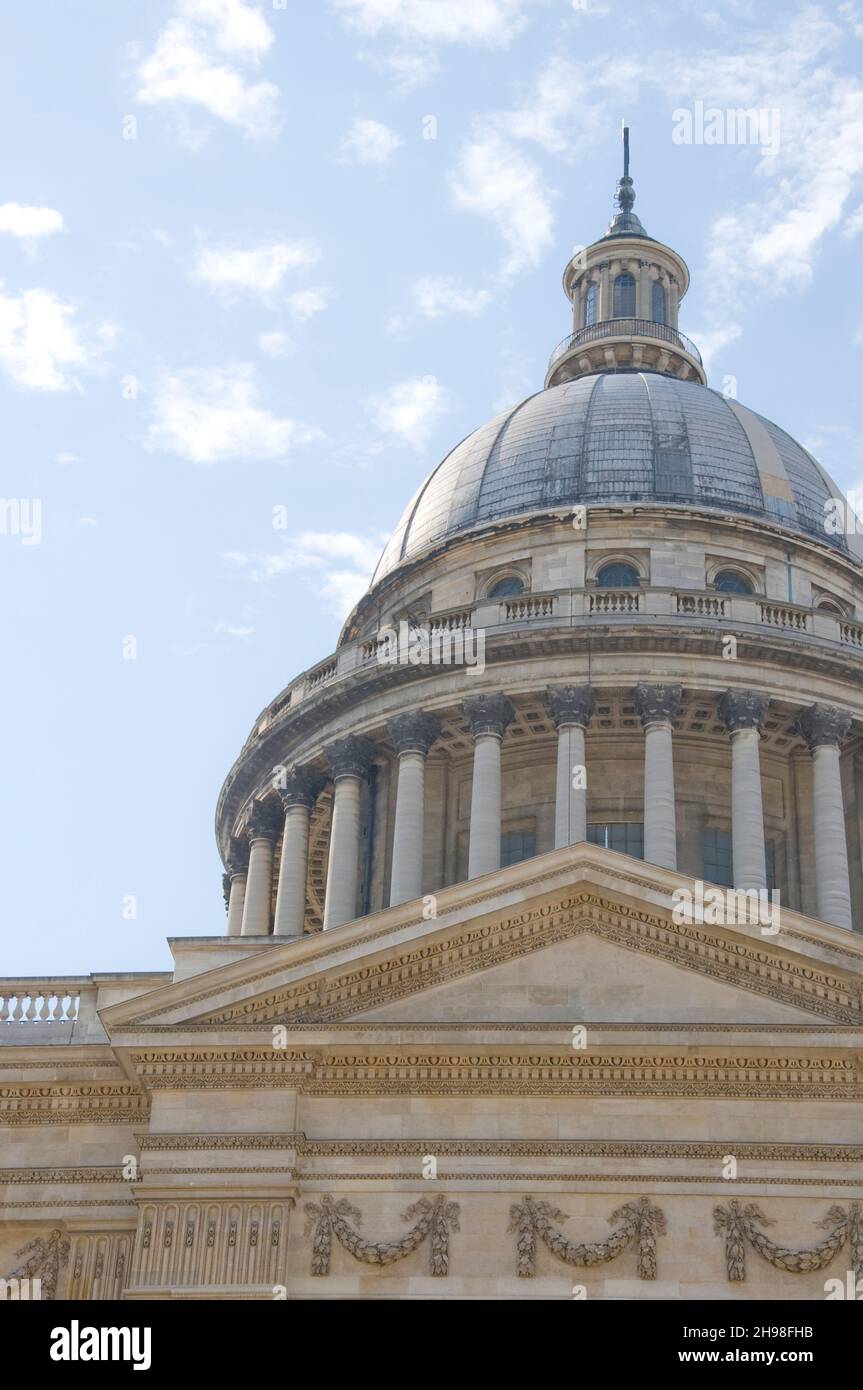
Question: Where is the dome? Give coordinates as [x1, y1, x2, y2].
[373, 373, 849, 585]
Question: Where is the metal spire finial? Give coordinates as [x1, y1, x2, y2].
[607, 123, 645, 236]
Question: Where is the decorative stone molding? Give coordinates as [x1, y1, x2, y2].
[714, 1201, 862, 1282]
[194, 891, 863, 1030]
[225, 847, 249, 876]
[719, 689, 769, 734]
[388, 711, 440, 757]
[324, 734, 375, 781]
[509, 1196, 665, 1279]
[546, 684, 593, 729]
[245, 799, 281, 843]
[304, 1194, 459, 1276]
[463, 692, 514, 740]
[0, 1084, 147, 1126]
[276, 765, 325, 810]
[797, 703, 852, 749]
[634, 683, 682, 727]
[4, 1229, 70, 1299]
[128, 1199, 290, 1293]
[67, 1231, 134, 1301]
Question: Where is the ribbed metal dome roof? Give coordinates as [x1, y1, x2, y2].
[373, 373, 849, 584]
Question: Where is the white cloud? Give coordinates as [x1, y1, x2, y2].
[193, 240, 320, 298]
[413, 275, 492, 318]
[0, 286, 113, 391]
[213, 619, 254, 638]
[367, 375, 446, 447]
[842, 204, 863, 238]
[0, 204, 63, 241]
[257, 329, 292, 356]
[363, 48, 440, 91]
[287, 287, 330, 319]
[137, 0, 279, 138]
[55, 451, 79, 465]
[450, 130, 555, 277]
[145, 363, 322, 464]
[75, 516, 98, 527]
[340, 118, 402, 165]
[333, 0, 530, 45]
[225, 530, 387, 616]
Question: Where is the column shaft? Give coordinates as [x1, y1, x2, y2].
[241, 837, 274, 936]
[323, 775, 363, 929]
[643, 722, 677, 869]
[225, 873, 246, 938]
[730, 728, 767, 891]
[273, 804, 311, 937]
[468, 733, 503, 878]
[555, 723, 587, 848]
[812, 744, 853, 930]
[390, 751, 426, 906]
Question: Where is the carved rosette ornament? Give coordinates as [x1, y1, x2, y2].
[546, 684, 593, 729]
[388, 711, 441, 757]
[324, 734, 375, 781]
[634, 683, 682, 728]
[509, 1195, 666, 1279]
[278, 766, 325, 810]
[797, 704, 852, 750]
[304, 1194, 460, 1276]
[463, 692, 514, 740]
[713, 1201, 862, 1282]
[719, 689, 769, 734]
[5, 1229, 70, 1300]
[245, 799, 281, 844]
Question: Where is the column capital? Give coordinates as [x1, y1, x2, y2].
[222, 872, 231, 909]
[546, 684, 593, 729]
[464, 692, 514, 740]
[389, 710, 440, 757]
[798, 703, 852, 750]
[278, 765, 325, 810]
[325, 734, 375, 781]
[719, 689, 769, 734]
[246, 799, 281, 843]
[634, 682, 682, 727]
[224, 845, 249, 877]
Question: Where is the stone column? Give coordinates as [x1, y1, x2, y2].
[598, 261, 611, 320]
[464, 693, 513, 879]
[388, 711, 440, 907]
[637, 261, 651, 319]
[223, 854, 248, 938]
[547, 684, 593, 848]
[241, 802, 280, 936]
[323, 735, 374, 930]
[719, 690, 769, 892]
[272, 768, 323, 938]
[798, 705, 853, 930]
[635, 683, 682, 871]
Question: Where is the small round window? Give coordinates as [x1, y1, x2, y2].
[597, 562, 639, 588]
[488, 576, 525, 598]
[713, 570, 752, 594]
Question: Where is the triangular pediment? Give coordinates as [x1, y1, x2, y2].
[99, 845, 863, 1035]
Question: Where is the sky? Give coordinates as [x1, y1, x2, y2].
[1, 0, 863, 977]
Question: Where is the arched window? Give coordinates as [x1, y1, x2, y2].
[651, 280, 666, 325]
[612, 273, 636, 318]
[597, 561, 639, 588]
[584, 282, 598, 327]
[488, 575, 525, 598]
[816, 598, 844, 615]
[713, 569, 752, 594]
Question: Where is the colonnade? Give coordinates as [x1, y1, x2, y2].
[222, 689, 855, 936]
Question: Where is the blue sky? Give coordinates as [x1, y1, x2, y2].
[1, 0, 862, 975]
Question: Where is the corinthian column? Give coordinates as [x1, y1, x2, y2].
[719, 690, 769, 892]
[464, 693, 513, 879]
[323, 735, 374, 929]
[223, 852, 248, 938]
[273, 768, 323, 937]
[241, 801, 280, 936]
[388, 711, 440, 907]
[798, 704, 853, 930]
[546, 684, 593, 848]
[635, 683, 682, 871]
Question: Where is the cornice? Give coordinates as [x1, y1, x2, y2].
[0, 1083, 147, 1126]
